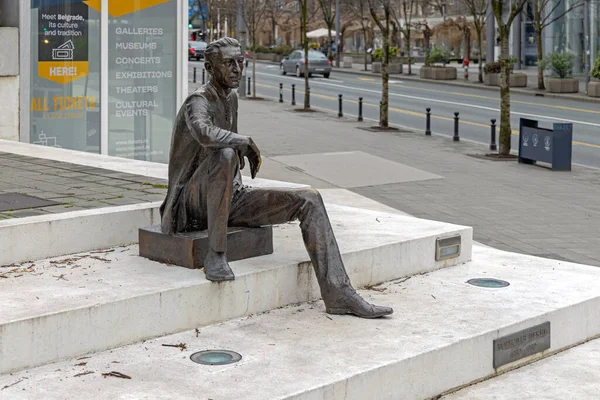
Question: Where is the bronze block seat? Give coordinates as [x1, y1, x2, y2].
[139, 225, 274, 269]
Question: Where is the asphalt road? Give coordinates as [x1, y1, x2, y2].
[189, 60, 600, 169]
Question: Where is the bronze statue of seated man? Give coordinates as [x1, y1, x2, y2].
[159, 37, 392, 319]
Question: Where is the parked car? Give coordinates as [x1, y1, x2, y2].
[280, 50, 332, 78]
[189, 41, 207, 60]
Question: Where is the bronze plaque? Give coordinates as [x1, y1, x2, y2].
[493, 321, 551, 369]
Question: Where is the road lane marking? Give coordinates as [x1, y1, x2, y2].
[255, 82, 600, 149]
[255, 71, 600, 127]
[338, 73, 600, 115]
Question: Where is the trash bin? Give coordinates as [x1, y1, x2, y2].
[518, 118, 573, 171]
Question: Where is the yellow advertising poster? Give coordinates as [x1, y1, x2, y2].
[84, 0, 171, 17]
[37, 2, 89, 84]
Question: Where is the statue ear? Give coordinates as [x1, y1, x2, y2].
[205, 61, 213, 75]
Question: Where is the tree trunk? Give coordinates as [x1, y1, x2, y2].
[404, 29, 411, 75]
[381, 29, 390, 127]
[536, 26, 544, 90]
[499, 26, 511, 155]
[252, 53, 257, 97]
[464, 29, 471, 60]
[271, 15, 277, 46]
[303, 2, 310, 109]
[327, 27, 333, 61]
[363, 28, 368, 71]
[477, 27, 483, 82]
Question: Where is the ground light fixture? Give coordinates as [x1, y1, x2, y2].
[466, 278, 510, 288]
[190, 350, 242, 365]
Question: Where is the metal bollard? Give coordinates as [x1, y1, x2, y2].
[279, 83, 283, 103]
[291, 84, 296, 105]
[193, 67, 197, 83]
[247, 77, 251, 96]
[490, 119, 497, 151]
[358, 97, 363, 122]
[453, 112, 460, 142]
[306, 87, 311, 108]
[202, 68, 206, 84]
[425, 108, 431, 136]
[338, 94, 343, 117]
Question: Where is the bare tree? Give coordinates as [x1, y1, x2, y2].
[194, 0, 214, 41]
[413, 21, 433, 63]
[241, 0, 269, 98]
[491, 0, 528, 155]
[298, 0, 311, 109]
[347, 0, 374, 70]
[266, 0, 286, 45]
[460, 0, 487, 82]
[393, 0, 416, 75]
[368, 0, 393, 127]
[318, 0, 337, 60]
[532, 0, 584, 89]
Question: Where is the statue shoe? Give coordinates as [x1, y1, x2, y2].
[203, 263, 235, 282]
[325, 292, 393, 319]
[203, 251, 235, 282]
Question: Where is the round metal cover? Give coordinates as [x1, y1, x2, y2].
[190, 350, 242, 365]
[467, 278, 510, 288]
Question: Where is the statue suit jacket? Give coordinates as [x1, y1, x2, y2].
[160, 81, 245, 234]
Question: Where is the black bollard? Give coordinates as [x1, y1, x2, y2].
[425, 108, 431, 136]
[453, 112, 460, 142]
[193, 67, 196, 83]
[279, 83, 283, 103]
[358, 97, 363, 122]
[247, 77, 251, 96]
[291, 84, 296, 105]
[338, 94, 343, 117]
[202, 68, 206, 84]
[490, 119, 497, 151]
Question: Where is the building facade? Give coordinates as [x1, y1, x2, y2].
[0, 0, 188, 163]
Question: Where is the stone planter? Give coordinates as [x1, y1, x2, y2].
[372, 62, 381, 73]
[342, 56, 353, 68]
[587, 81, 600, 97]
[255, 53, 284, 63]
[420, 66, 457, 80]
[483, 73, 528, 87]
[388, 63, 402, 74]
[547, 78, 579, 93]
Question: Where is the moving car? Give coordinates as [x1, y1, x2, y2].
[280, 50, 332, 78]
[189, 41, 207, 60]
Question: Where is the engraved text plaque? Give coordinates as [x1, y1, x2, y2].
[493, 322, 551, 369]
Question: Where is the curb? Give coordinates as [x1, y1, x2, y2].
[254, 60, 599, 105]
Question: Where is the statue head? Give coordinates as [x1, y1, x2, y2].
[204, 37, 244, 90]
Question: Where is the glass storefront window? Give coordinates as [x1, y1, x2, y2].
[30, 0, 100, 152]
[107, 1, 177, 163]
[29, 0, 179, 162]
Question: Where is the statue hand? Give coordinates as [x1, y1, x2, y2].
[247, 137, 262, 179]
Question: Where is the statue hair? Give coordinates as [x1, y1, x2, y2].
[205, 37, 241, 65]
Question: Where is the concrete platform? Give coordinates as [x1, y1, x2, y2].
[2, 245, 600, 400]
[0, 204, 471, 375]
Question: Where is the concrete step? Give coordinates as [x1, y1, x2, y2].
[444, 337, 600, 399]
[2, 245, 599, 399]
[0, 203, 471, 376]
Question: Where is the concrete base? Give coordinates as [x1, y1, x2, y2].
[588, 81, 600, 97]
[372, 62, 381, 73]
[3, 245, 600, 399]
[0, 204, 472, 375]
[139, 225, 274, 269]
[547, 78, 579, 93]
[342, 56, 353, 68]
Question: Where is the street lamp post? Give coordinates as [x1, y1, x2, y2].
[584, 0, 591, 93]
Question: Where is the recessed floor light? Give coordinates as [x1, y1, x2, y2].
[190, 350, 242, 365]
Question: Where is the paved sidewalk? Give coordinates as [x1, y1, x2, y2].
[230, 96, 600, 267]
[0, 152, 167, 219]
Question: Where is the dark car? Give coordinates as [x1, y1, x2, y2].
[280, 50, 332, 78]
[189, 41, 207, 61]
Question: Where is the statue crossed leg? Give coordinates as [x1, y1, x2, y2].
[177, 147, 392, 318]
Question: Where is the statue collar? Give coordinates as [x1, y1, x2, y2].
[206, 80, 231, 100]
